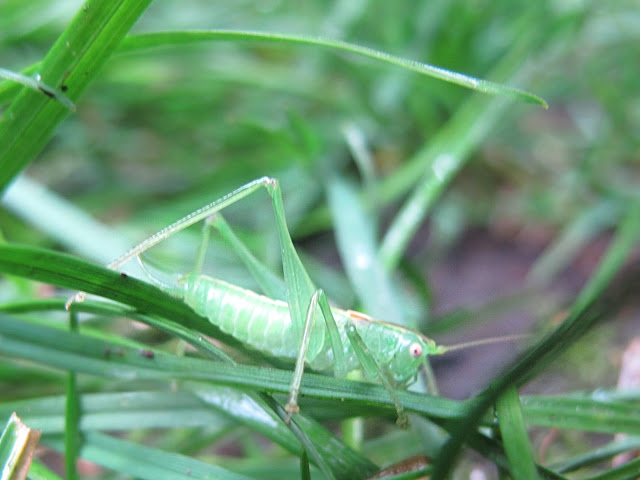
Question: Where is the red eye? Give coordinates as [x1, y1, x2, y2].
[409, 342, 422, 358]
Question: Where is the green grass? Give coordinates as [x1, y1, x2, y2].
[1, 1, 640, 479]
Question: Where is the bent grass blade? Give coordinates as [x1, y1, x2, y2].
[118, 30, 547, 107]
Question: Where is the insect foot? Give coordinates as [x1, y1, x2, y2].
[284, 400, 300, 425]
[395, 412, 409, 430]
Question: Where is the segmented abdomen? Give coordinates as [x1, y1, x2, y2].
[177, 273, 413, 378]
[180, 273, 301, 359]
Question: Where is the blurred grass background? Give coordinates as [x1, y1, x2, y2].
[1, 0, 639, 479]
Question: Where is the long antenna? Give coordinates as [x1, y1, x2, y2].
[438, 333, 531, 354]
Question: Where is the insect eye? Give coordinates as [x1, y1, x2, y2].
[409, 342, 422, 358]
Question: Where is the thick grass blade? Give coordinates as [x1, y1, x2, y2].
[496, 387, 540, 480]
[0, 315, 376, 479]
[118, 31, 547, 107]
[0, 0, 153, 192]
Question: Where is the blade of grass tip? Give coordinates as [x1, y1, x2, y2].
[118, 30, 547, 107]
[495, 387, 541, 480]
[0, 412, 41, 480]
[65, 309, 80, 480]
[431, 201, 640, 480]
[0, 0, 153, 192]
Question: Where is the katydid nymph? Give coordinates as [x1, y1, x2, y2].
[66, 177, 510, 424]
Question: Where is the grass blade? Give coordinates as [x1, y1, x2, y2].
[496, 387, 540, 480]
[118, 30, 547, 107]
[0, 0, 153, 192]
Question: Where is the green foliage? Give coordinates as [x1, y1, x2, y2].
[1, 1, 639, 479]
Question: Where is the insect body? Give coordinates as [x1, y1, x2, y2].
[71, 177, 446, 422]
[175, 273, 441, 385]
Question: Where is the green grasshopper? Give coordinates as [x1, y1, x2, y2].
[68, 177, 509, 423]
